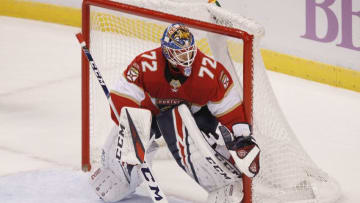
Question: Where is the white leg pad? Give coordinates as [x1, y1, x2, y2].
[157, 104, 243, 193]
[91, 107, 160, 202]
[118, 107, 153, 165]
[91, 124, 144, 202]
[89, 167, 131, 202]
[207, 181, 244, 203]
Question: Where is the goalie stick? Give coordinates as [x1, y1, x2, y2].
[76, 33, 168, 203]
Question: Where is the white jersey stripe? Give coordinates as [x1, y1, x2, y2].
[207, 85, 242, 117]
[110, 90, 141, 106]
[112, 75, 145, 104]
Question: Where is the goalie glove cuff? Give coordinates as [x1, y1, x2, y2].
[226, 135, 257, 150]
[232, 123, 251, 137]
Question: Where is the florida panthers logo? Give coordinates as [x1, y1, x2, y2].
[219, 71, 230, 89]
[170, 79, 181, 92]
[126, 64, 139, 82]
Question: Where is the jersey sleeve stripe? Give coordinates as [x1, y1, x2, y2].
[207, 85, 242, 116]
[112, 75, 145, 104]
[110, 90, 141, 106]
[213, 102, 242, 118]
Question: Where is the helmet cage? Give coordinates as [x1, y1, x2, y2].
[162, 44, 197, 68]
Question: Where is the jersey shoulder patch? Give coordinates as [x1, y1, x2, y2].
[219, 70, 231, 90]
[126, 62, 140, 82]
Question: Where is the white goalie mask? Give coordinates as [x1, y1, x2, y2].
[161, 23, 197, 77]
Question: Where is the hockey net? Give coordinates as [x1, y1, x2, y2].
[80, 0, 341, 202]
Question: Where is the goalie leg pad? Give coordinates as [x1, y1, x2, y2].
[94, 113, 160, 202]
[92, 125, 146, 202]
[89, 167, 132, 202]
[194, 107, 233, 160]
[118, 107, 154, 165]
[156, 104, 242, 192]
[207, 181, 244, 203]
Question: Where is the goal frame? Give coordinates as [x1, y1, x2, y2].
[80, 0, 254, 202]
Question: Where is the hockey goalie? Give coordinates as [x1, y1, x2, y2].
[89, 23, 260, 202]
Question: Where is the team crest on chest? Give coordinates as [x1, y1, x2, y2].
[126, 64, 139, 82]
[170, 79, 181, 92]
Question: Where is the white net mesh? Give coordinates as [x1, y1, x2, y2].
[85, 0, 341, 202]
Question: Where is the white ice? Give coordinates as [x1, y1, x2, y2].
[1, 16, 360, 203]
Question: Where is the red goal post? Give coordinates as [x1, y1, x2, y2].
[80, 0, 341, 202]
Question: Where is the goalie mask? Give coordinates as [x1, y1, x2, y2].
[161, 23, 197, 77]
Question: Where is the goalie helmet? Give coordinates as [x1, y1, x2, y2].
[161, 23, 197, 77]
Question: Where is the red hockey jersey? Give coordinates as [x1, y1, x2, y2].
[110, 47, 246, 130]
